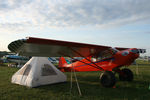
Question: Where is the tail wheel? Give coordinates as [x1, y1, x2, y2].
[100, 71, 116, 88]
[119, 68, 133, 81]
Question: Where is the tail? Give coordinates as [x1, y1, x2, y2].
[59, 57, 68, 67]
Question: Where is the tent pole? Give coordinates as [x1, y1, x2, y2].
[69, 58, 82, 96]
[73, 67, 82, 96]
[70, 63, 73, 93]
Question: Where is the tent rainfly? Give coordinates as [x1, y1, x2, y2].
[11, 57, 67, 87]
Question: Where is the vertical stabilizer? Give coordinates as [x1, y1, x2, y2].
[59, 57, 67, 67]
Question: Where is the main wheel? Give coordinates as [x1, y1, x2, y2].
[100, 71, 116, 87]
[119, 68, 133, 81]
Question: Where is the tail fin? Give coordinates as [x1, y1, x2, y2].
[59, 57, 67, 67]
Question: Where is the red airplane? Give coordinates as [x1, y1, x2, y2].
[8, 37, 146, 87]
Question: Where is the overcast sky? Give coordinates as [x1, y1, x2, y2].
[0, 0, 150, 56]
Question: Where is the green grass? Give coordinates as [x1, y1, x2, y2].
[0, 60, 150, 100]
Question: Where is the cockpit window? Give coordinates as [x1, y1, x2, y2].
[98, 48, 118, 60]
[122, 51, 129, 56]
[130, 49, 138, 54]
[110, 48, 119, 55]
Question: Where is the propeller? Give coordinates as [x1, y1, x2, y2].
[137, 49, 146, 54]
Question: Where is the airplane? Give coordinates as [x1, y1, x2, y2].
[3, 55, 30, 67]
[8, 37, 146, 87]
[48, 57, 59, 64]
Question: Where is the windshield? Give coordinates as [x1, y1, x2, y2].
[98, 48, 118, 60]
[110, 48, 119, 54]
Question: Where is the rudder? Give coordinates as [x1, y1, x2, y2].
[59, 57, 67, 67]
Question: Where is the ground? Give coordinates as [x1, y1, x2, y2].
[0, 60, 150, 100]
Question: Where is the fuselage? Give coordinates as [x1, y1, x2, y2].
[59, 48, 139, 72]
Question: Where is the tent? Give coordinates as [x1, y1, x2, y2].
[11, 57, 67, 87]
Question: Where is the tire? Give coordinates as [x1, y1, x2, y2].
[100, 71, 116, 88]
[119, 68, 133, 81]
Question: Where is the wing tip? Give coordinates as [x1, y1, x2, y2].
[8, 39, 27, 52]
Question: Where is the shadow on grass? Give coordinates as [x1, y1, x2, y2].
[35, 74, 150, 100]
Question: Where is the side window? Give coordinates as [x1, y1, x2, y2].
[19, 64, 31, 76]
[98, 49, 113, 60]
[41, 64, 57, 76]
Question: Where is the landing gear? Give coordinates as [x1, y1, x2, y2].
[119, 68, 133, 81]
[99, 68, 133, 87]
[100, 71, 116, 87]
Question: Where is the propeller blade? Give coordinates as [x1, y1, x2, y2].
[137, 49, 146, 53]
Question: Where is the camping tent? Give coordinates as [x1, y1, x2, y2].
[11, 57, 67, 87]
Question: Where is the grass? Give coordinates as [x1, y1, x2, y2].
[0, 60, 150, 100]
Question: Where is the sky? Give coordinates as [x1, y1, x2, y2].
[0, 0, 150, 56]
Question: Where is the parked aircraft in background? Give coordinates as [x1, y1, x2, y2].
[48, 57, 59, 64]
[3, 55, 30, 67]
